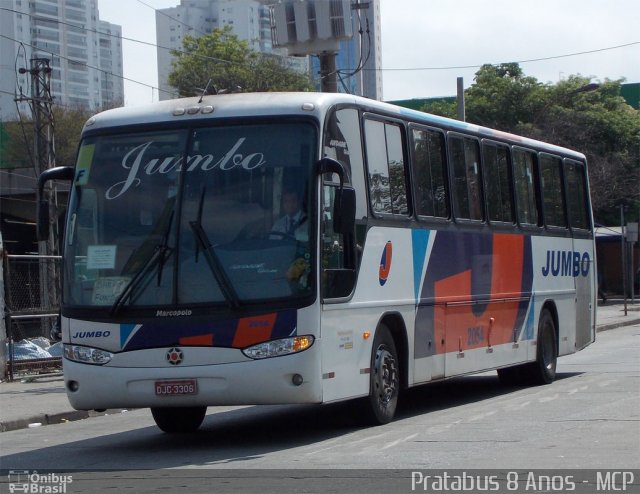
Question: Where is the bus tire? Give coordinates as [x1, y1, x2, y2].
[526, 309, 558, 384]
[151, 406, 207, 433]
[363, 325, 399, 425]
[498, 309, 557, 386]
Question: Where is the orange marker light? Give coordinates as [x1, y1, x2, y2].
[363, 332, 371, 340]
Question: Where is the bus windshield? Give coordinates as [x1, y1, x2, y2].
[63, 121, 316, 311]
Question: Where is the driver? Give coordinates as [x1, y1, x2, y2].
[271, 189, 307, 241]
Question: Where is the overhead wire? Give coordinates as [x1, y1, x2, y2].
[0, 33, 176, 99]
[1, 5, 637, 117]
[1, 6, 635, 96]
[373, 41, 640, 72]
[0, 5, 258, 100]
[133, 0, 209, 37]
[13, 42, 38, 175]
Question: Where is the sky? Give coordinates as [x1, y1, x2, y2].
[97, 0, 640, 106]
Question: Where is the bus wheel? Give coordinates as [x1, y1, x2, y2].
[527, 309, 558, 384]
[363, 325, 399, 425]
[151, 406, 207, 433]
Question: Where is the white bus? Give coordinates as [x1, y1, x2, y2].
[38, 93, 596, 433]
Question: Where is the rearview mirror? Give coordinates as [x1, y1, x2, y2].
[316, 157, 355, 235]
[37, 166, 75, 241]
[333, 186, 355, 235]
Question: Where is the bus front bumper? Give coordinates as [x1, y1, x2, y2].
[63, 346, 323, 410]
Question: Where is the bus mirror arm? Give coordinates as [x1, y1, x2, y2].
[37, 166, 75, 241]
[315, 158, 356, 235]
[316, 157, 347, 184]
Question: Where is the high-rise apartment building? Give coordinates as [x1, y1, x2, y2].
[156, 0, 381, 101]
[0, 0, 124, 120]
[157, 0, 297, 100]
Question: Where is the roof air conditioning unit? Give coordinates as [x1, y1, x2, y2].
[271, 0, 353, 56]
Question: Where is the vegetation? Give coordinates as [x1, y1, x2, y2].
[168, 26, 314, 96]
[1, 107, 95, 171]
[421, 64, 640, 223]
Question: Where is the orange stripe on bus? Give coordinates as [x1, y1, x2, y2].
[179, 334, 214, 346]
[232, 313, 277, 348]
[435, 234, 527, 353]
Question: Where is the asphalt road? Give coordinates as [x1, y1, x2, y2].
[0, 323, 638, 493]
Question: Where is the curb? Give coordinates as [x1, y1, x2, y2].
[0, 409, 128, 433]
[596, 318, 640, 333]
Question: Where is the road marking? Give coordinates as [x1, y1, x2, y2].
[380, 433, 419, 450]
[539, 393, 559, 403]
[467, 410, 497, 422]
[305, 431, 390, 456]
[598, 379, 618, 387]
[504, 400, 531, 411]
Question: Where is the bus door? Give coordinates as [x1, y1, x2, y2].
[565, 160, 595, 349]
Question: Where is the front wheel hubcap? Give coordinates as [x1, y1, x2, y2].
[374, 346, 398, 405]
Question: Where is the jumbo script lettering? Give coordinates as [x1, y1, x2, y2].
[105, 138, 266, 199]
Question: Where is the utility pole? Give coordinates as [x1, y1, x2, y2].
[456, 77, 465, 121]
[319, 53, 338, 93]
[15, 58, 59, 311]
[271, 0, 353, 94]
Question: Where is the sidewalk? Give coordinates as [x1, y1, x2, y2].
[1, 302, 639, 433]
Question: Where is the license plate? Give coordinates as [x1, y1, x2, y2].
[155, 379, 198, 396]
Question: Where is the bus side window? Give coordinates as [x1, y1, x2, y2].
[321, 182, 355, 299]
[364, 119, 409, 216]
[322, 108, 365, 299]
[482, 141, 513, 224]
[513, 148, 540, 227]
[449, 134, 483, 221]
[412, 126, 449, 219]
[539, 154, 567, 228]
[564, 159, 591, 231]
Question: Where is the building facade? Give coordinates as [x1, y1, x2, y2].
[0, 0, 123, 255]
[0, 0, 124, 121]
[156, 0, 381, 101]
[156, 0, 303, 100]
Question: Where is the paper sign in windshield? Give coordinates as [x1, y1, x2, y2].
[92, 276, 130, 305]
[87, 245, 117, 270]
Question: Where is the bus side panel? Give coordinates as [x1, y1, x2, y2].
[573, 237, 596, 350]
[415, 230, 535, 379]
[531, 236, 592, 356]
[320, 227, 416, 403]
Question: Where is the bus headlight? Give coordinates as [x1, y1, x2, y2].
[242, 335, 314, 360]
[64, 344, 113, 365]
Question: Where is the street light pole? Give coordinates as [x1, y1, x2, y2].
[620, 204, 627, 316]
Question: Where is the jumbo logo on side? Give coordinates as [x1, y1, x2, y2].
[379, 241, 393, 286]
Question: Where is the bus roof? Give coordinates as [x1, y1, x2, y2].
[84, 92, 586, 161]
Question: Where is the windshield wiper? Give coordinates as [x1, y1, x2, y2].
[110, 211, 174, 316]
[189, 187, 241, 309]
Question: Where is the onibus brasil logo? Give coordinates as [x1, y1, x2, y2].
[8, 470, 72, 493]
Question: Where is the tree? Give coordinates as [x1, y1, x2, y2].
[465, 63, 547, 131]
[419, 64, 639, 223]
[52, 107, 94, 166]
[522, 76, 640, 221]
[1, 107, 93, 171]
[168, 26, 314, 96]
[419, 99, 456, 119]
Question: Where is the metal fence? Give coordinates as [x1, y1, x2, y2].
[3, 254, 62, 379]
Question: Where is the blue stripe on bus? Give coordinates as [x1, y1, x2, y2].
[411, 229, 430, 303]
